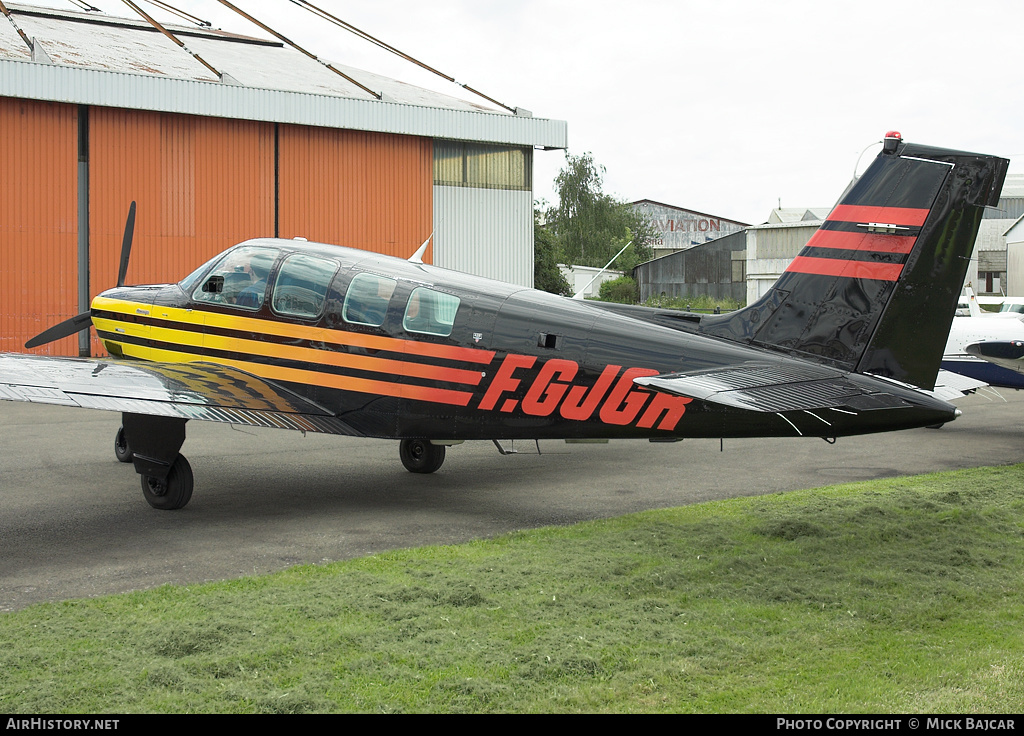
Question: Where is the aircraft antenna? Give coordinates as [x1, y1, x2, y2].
[289, 0, 518, 114]
[571, 241, 632, 300]
[408, 234, 432, 264]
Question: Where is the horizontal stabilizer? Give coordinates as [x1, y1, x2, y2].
[929, 369, 988, 400]
[0, 354, 357, 436]
[633, 362, 912, 414]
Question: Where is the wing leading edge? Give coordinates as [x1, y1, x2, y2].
[0, 354, 357, 436]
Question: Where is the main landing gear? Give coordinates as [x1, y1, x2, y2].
[117, 422, 448, 509]
[114, 426, 133, 463]
[140, 455, 194, 510]
[119, 413, 194, 510]
[399, 438, 446, 474]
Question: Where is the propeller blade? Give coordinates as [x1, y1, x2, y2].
[117, 200, 136, 288]
[24, 311, 92, 349]
[24, 201, 136, 350]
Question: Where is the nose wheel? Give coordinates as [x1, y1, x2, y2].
[399, 439, 445, 474]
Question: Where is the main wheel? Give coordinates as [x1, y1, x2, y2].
[114, 426, 133, 463]
[399, 439, 445, 474]
[141, 455, 194, 510]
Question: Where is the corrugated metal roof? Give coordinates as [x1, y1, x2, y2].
[1000, 173, 1024, 199]
[0, 3, 567, 148]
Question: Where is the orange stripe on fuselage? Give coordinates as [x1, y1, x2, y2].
[94, 298, 493, 405]
[200, 310, 495, 364]
[205, 356, 476, 407]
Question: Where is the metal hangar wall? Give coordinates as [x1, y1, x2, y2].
[0, 4, 567, 356]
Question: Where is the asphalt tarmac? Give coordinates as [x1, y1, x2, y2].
[3, 389, 1024, 612]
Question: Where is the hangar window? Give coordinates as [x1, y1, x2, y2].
[434, 141, 531, 191]
[192, 246, 278, 310]
[403, 287, 460, 337]
[343, 273, 397, 327]
[271, 253, 338, 319]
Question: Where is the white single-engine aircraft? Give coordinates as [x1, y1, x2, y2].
[0, 133, 1009, 510]
[943, 288, 1024, 389]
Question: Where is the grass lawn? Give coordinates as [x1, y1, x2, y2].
[2, 464, 1023, 713]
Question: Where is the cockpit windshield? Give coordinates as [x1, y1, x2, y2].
[191, 246, 279, 310]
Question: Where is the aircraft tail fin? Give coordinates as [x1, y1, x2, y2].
[699, 133, 1008, 390]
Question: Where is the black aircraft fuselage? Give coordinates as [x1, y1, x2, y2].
[92, 241, 956, 443]
[1, 133, 1009, 509]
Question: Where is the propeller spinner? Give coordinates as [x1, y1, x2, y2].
[25, 201, 137, 350]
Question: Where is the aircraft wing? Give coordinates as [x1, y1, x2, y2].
[633, 362, 933, 414]
[0, 353, 357, 435]
[929, 369, 987, 401]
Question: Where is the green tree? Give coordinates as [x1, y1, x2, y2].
[533, 205, 571, 296]
[544, 152, 655, 275]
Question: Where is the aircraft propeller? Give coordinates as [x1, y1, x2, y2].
[25, 201, 136, 349]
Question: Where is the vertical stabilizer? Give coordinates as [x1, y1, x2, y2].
[700, 134, 1008, 389]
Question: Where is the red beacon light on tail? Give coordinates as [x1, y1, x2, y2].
[883, 130, 902, 154]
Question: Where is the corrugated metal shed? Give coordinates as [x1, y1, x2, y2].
[634, 231, 747, 303]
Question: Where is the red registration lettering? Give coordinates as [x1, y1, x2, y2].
[559, 365, 619, 421]
[636, 393, 693, 431]
[598, 368, 659, 425]
[522, 359, 578, 416]
[478, 354, 536, 411]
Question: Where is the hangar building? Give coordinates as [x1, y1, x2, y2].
[630, 199, 748, 256]
[0, 3, 567, 356]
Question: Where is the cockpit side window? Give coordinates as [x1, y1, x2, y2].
[271, 253, 338, 319]
[342, 273, 397, 327]
[403, 287, 460, 337]
[192, 246, 278, 310]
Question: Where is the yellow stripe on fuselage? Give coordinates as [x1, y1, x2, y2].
[92, 297, 495, 363]
[92, 296, 490, 405]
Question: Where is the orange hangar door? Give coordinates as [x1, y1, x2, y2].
[88, 109, 274, 356]
[277, 126, 432, 259]
[0, 99, 79, 356]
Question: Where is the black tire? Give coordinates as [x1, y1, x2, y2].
[114, 426, 133, 463]
[399, 439, 445, 474]
[141, 455, 194, 510]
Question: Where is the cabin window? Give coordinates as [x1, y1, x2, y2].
[271, 253, 338, 319]
[403, 287, 460, 337]
[192, 246, 278, 310]
[342, 273, 397, 327]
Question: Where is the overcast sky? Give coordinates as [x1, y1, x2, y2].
[25, 0, 1024, 224]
